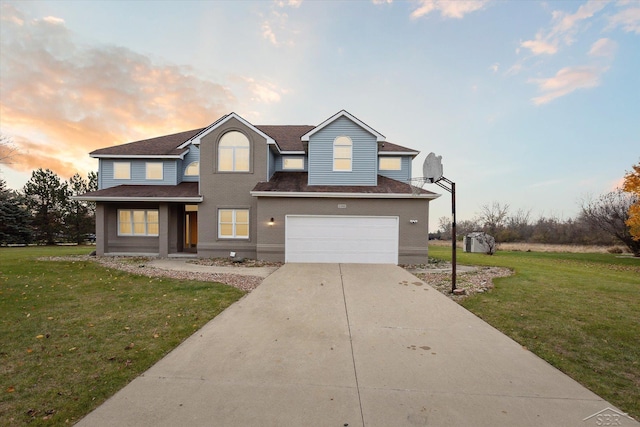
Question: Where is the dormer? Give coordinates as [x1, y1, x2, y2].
[302, 110, 385, 186]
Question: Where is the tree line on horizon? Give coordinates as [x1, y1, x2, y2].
[0, 169, 97, 246]
[433, 162, 640, 256]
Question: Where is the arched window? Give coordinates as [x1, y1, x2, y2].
[333, 136, 352, 171]
[185, 161, 199, 176]
[218, 131, 250, 172]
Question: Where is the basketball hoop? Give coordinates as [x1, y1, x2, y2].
[407, 177, 429, 196]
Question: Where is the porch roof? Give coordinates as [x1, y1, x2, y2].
[251, 172, 439, 199]
[73, 182, 202, 203]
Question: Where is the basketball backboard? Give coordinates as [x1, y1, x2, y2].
[423, 152, 443, 183]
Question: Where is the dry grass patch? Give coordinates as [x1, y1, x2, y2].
[429, 239, 629, 254]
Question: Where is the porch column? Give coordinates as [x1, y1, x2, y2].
[95, 203, 106, 256]
[159, 203, 169, 257]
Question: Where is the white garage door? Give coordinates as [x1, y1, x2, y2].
[285, 215, 399, 264]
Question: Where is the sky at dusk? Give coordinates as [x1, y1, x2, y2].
[1, 0, 638, 230]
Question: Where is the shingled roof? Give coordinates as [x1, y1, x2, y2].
[90, 128, 205, 157]
[90, 121, 419, 157]
[75, 182, 201, 201]
[256, 125, 316, 152]
[251, 172, 437, 197]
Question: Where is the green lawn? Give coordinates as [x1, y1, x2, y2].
[429, 245, 640, 420]
[0, 246, 245, 426]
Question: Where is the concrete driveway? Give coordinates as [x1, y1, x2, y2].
[77, 264, 637, 427]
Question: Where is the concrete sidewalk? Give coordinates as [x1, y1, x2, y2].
[76, 264, 637, 427]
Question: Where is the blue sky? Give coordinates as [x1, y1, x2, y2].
[1, 0, 638, 230]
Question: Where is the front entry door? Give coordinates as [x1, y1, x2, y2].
[184, 209, 198, 251]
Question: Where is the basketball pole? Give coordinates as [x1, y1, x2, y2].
[433, 177, 457, 293]
[451, 180, 456, 293]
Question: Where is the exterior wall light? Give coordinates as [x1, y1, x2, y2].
[268, 218, 275, 226]
[409, 219, 418, 224]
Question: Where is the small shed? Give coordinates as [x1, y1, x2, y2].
[463, 232, 495, 254]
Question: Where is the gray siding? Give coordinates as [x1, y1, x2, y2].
[196, 117, 268, 260]
[308, 116, 377, 186]
[255, 196, 431, 264]
[96, 202, 183, 256]
[378, 156, 412, 182]
[181, 147, 200, 182]
[101, 159, 178, 189]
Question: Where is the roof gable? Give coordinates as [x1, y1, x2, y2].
[185, 112, 275, 146]
[301, 110, 385, 142]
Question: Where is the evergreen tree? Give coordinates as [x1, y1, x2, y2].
[0, 178, 32, 245]
[63, 173, 96, 244]
[23, 169, 67, 244]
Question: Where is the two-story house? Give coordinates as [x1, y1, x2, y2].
[77, 110, 439, 264]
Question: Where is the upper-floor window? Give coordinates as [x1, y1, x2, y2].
[218, 131, 250, 172]
[379, 157, 402, 171]
[114, 162, 131, 180]
[283, 157, 304, 170]
[146, 162, 163, 180]
[185, 161, 199, 176]
[333, 136, 352, 171]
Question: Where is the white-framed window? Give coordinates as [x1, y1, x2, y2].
[113, 162, 131, 180]
[218, 131, 250, 172]
[185, 161, 199, 176]
[218, 209, 249, 239]
[118, 210, 159, 236]
[146, 162, 163, 180]
[283, 157, 304, 170]
[379, 157, 402, 171]
[333, 136, 352, 171]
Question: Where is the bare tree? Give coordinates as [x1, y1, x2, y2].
[581, 190, 640, 256]
[0, 134, 19, 164]
[438, 216, 452, 237]
[478, 201, 510, 236]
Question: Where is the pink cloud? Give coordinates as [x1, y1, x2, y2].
[520, 0, 610, 56]
[588, 38, 617, 57]
[528, 65, 606, 105]
[607, 5, 640, 34]
[0, 4, 236, 179]
[410, 0, 489, 19]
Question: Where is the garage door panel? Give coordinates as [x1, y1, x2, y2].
[285, 216, 398, 264]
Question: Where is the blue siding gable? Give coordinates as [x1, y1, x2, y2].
[378, 156, 412, 182]
[275, 155, 307, 172]
[308, 116, 377, 186]
[181, 147, 200, 182]
[100, 159, 178, 189]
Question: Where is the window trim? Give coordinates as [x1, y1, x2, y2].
[333, 136, 352, 172]
[113, 162, 131, 180]
[218, 208, 250, 239]
[283, 157, 305, 170]
[379, 157, 402, 171]
[146, 162, 164, 180]
[117, 209, 159, 236]
[218, 131, 250, 172]
[185, 161, 199, 176]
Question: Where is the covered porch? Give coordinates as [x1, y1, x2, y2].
[74, 183, 202, 257]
